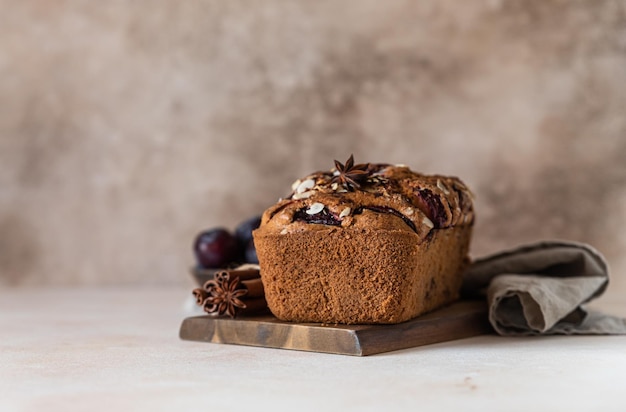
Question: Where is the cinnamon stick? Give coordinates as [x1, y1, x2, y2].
[192, 288, 209, 306]
[241, 278, 264, 298]
[192, 267, 267, 316]
[240, 297, 268, 314]
[216, 268, 260, 281]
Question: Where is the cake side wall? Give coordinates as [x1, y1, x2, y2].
[410, 225, 473, 318]
[253, 224, 472, 324]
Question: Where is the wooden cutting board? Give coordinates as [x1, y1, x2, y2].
[179, 300, 492, 356]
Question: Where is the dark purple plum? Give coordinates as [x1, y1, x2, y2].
[235, 215, 262, 246]
[193, 228, 239, 268]
[415, 189, 447, 228]
[244, 239, 259, 264]
[293, 207, 342, 226]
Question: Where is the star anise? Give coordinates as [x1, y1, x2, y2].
[202, 272, 248, 318]
[331, 154, 371, 190]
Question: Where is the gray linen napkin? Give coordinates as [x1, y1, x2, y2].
[462, 240, 626, 336]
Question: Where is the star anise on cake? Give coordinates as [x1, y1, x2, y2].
[202, 272, 248, 318]
[331, 154, 371, 190]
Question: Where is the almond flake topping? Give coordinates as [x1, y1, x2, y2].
[291, 179, 302, 191]
[339, 207, 351, 218]
[296, 179, 315, 194]
[422, 217, 435, 229]
[292, 191, 313, 200]
[437, 179, 450, 195]
[306, 202, 325, 215]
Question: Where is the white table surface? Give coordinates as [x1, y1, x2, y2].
[1, 286, 625, 412]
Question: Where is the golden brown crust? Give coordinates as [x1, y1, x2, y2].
[253, 163, 475, 324]
[261, 164, 474, 242]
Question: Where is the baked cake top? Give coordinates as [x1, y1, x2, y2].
[259, 155, 474, 242]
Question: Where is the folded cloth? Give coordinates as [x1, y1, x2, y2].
[462, 240, 626, 336]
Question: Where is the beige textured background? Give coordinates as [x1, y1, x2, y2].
[1, 1, 625, 301]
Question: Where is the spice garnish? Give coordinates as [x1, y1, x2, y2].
[202, 272, 248, 318]
[331, 154, 371, 191]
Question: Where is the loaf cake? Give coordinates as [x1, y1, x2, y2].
[252, 156, 474, 324]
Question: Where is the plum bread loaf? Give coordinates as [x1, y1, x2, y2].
[252, 156, 474, 324]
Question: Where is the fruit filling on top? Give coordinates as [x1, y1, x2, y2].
[261, 155, 474, 240]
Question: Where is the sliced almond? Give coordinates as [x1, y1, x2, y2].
[296, 179, 315, 194]
[422, 217, 434, 229]
[437, 179, 450, 195]
[306, 202, 325, 215]
[339, 207, 351, 218]
[292, 191, 313, 200]
[291, 179, 302, 191]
